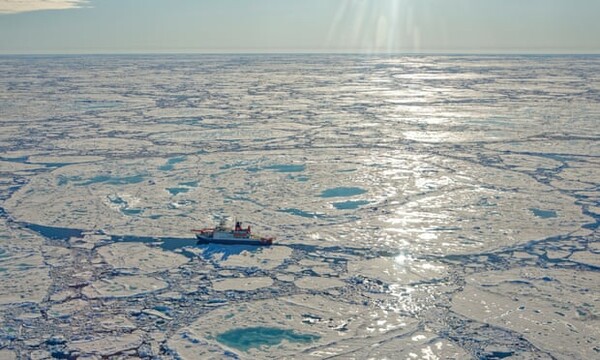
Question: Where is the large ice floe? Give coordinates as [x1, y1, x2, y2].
[0, 54, 599, 358]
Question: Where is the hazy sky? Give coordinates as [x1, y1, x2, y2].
[1, 0, 599, 54]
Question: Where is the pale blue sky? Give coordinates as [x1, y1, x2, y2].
[0, 0, 599, 54]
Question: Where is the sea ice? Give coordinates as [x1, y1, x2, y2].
[97, 242, 188, 274]
[82, 275, 168, 299]
[1, 54, 598, 358]
[452, 267, 600, 359]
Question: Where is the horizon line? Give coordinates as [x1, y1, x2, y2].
[1, 50, 600, 57]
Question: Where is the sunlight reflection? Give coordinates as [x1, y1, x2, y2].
[327, 0, 418, 53]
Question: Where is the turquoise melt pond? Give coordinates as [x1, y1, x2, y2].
[320, 187, 366, 198]
[159, 156, 187, 171]
[333, 200, 370, 210]
[530, 208, 557, 219]
[166, 187, 189, 195]
[216, 327, 320, 352]
[264, 164, 305, 173]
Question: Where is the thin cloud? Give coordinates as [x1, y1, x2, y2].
[0, 0, 88, 14]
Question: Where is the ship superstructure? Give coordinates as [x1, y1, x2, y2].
[192, 218, 274, 245]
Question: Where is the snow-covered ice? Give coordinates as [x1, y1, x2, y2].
[0, 54, 599, 358]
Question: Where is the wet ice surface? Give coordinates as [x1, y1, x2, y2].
[0, 54, 599, 359]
